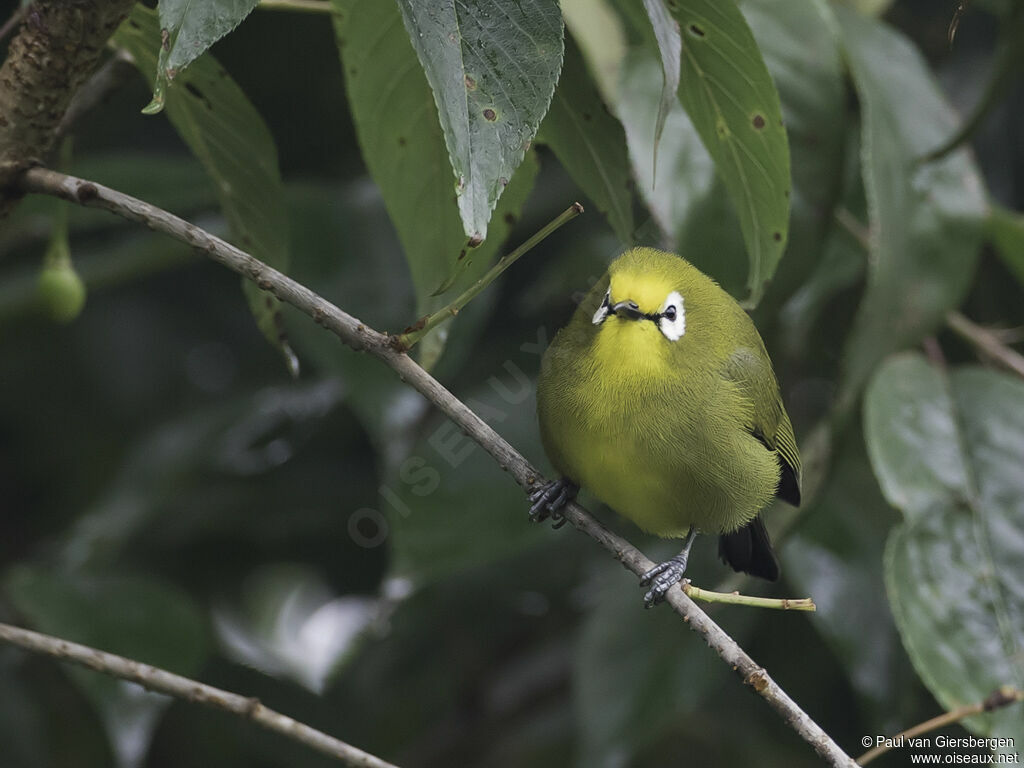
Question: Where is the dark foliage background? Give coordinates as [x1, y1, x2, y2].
[1, 0, 1022, 766]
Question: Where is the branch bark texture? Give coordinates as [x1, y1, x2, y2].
[18, 167, 859, 768]
[0, 0, 135, 214]
[0, 621, 398, 768]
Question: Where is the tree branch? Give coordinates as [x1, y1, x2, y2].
[856, 685, 1023, 765]
[17, 166, 859, 768]
[946, 310, 1024, 381]
[0, 620, 399, 768]
[0, 0, 136, 216]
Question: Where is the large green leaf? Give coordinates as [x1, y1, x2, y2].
[665, 0, 791, 304]
[332, 0, 538, 366]
[618, 0, 842, 302]
[864, 354, 1024, 750]
[114, 7, 296, 374]
[538, 34, 634, 244]
[640, 0, 681, 175]
[4, 566, 209, 768]
[989, 204, 1024, 289]
[394, 0, 563, 243]
[144, 0, 261, 115]
[834, 9, 988, 412]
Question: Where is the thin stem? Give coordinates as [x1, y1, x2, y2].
[258, 0, 336, 13]
[397, 202, 584, 349]
[0, 621, 399, 768]
[0, 4, 26, 43]
[946, 310, 1024, 381]
[18, 167, 857, 768]
[682, 581, 816, 612]
[857, 686, 1023, 765]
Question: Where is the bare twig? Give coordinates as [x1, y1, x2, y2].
[946, 311, 1024, 380]
[682, 581, 816, 611]
[397, 202, 583, 349]
[0, 621, 399, 768]
[18, 167, 858, 768]
[857, 686, 1023, 765]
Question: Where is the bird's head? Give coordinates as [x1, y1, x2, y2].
[581, 248, 704, 381]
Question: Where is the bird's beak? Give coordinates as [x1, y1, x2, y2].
[610, 299, 642, 320]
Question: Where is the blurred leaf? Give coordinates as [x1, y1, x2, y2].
[0, 651, 48, 768]
[573, 571, 749, 768]
[145, 0, 260, 115]
[57, 379, 353, 572]
[864, 354, 1024, 747]
[989, 204, 1024, 288]
[783, 425, 902, 708]
[394, 0, 563, 243]
[332, 0, 538, 366]
[213, 564, 377, 693]
[538, 35, 634, 244]
[386, 376, 550, 586]
[834, 8, 988, 413]
[560, 0, 629, 103]
[666, 0, 791, 305]
[4, 566, 209, 768]
[640, 0, 680, 179]
[114, 6, 297, 375]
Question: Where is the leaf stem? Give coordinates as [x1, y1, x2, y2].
[682, 581, 816, 611]
[946, 311, 1024, 381]
[856, 686, 1023, 765]
[258, 0, 337, 13]
[396, 202, 584, 349]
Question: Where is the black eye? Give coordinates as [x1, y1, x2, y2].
[664, 305, 677, 321]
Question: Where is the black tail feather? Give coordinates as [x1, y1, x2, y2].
[718, 515, 780, 581]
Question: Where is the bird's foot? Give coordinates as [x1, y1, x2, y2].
[528, 477, 578, 528]
[640, 553, 690, 608]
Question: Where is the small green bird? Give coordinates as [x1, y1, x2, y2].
[531, 247, 801, 606]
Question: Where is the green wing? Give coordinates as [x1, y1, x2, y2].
[722, 347, 802, 506]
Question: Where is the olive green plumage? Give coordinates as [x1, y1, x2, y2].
[536, 247, 800, 579]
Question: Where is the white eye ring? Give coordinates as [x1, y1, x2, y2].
[658, 291, 685, 341]
[592, 289, 611, 325]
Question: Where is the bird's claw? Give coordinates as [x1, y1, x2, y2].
[640, 555, 689, 608]
[528, 478, 578, 528]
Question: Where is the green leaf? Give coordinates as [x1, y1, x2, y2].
[538, 34, 634, 244]
[834, 8, 988, 412]
[393, 0, 563, 243]
[4, 566, 209, 768]
[665, 0, 791, 305]
[864, 354, 1024, 748]
[640, 0, 681, 178]
[386, 376, 550, 586]
[782, 425, 903, 708]
[618, 0, 843, 302]
[145, 0, 261, 115]
[574, 570, 752, 768]
[989, 204, 1024, 288]
[114, 6, 297, 375]
[332, 0, 538, 367]
[742, 0, 846, 306]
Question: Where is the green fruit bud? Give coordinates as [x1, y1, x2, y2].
[37, 263, 86, 323]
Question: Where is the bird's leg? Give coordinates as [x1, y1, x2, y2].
[640, 527, 698, 607]
[528, 477, 578, 528]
